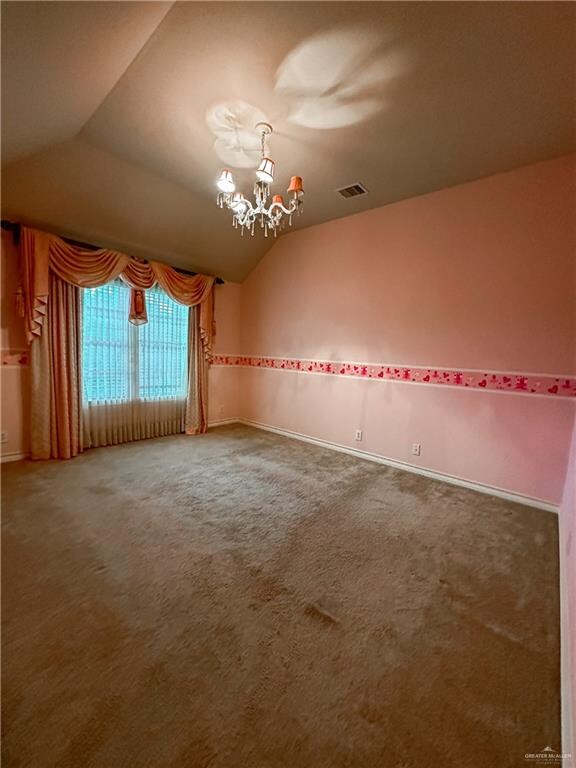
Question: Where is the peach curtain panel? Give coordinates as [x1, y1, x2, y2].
[20, 226, 217, 458]
[185, 306, 209, 436]
[30, 272, 82, 459]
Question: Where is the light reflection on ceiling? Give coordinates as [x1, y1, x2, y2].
[206, 27, 413, 170]
[274, 27, 412, 130]
[205, 100, 268, 168]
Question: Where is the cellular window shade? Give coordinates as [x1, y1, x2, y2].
[82, 280, 189, 447]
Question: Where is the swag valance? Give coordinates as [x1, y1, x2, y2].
[17, 225, 218, 458]
[20, 226, 216, 359]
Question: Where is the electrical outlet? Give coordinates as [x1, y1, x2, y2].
[412, 443, 421, 456]
[355, 430, 363, 441]
[0, 431, 7, 444]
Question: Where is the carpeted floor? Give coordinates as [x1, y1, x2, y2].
[2, 424, 560, 768]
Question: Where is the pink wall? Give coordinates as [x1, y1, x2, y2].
[208, 281, 242, 423]
[1, 230, 30, 459]
[560, 417, 576, 760]
[236, 155, 576, 504]
[239, 368, 574, 503]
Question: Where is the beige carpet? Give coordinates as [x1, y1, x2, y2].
[2, 424, 560, 768]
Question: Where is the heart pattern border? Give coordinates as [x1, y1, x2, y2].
[212, 355, 576, 398]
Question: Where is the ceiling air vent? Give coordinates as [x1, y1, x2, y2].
[337, 182, 368, 199]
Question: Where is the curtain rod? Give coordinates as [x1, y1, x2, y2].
[0, 220, 224, 284]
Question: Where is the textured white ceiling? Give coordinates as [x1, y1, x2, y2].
[2, 1, 575, 281]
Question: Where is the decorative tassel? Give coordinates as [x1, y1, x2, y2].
[128, 288, 148, 325]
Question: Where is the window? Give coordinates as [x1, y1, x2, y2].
[82, 281, 189, 403]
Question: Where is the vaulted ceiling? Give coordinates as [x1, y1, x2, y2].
[2, 1, 575, 281]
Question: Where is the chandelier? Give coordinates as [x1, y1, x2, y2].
[215, 122, 304, 237]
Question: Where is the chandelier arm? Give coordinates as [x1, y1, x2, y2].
[227, 199, 297, 226]
[229, 198, 256, 226]
[268, 200, 299, 216]
[234, 198, 256, 216]
[236, 210, 254, 227]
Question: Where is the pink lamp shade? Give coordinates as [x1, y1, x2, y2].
[287, 176, 304, 196]
[256, 157, 275, 184]
[272, 194, 284, 205]
[217, 169, 235, 193]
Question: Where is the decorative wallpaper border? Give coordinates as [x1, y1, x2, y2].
[3, 348, 574, 398]
[212, 355, 576, 399]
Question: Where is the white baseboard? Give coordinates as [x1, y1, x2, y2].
[2, 420, 558, 512]
[1, 451, 27, 463]
[239, 418, 558, 513]
[208, 418, 240, 429]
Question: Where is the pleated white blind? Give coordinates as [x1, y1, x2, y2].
[82, 280, 188, 404]
[138, 286, 190, 400]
